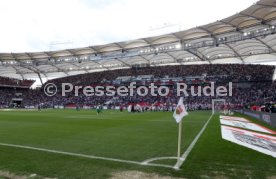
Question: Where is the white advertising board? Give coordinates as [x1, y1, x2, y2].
[221, 125, 276, 158]
[220, 115, 250, 123]
[220, 118, 276, 134]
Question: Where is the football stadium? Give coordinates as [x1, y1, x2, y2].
[0, 0, 276, 178]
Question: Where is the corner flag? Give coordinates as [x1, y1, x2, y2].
[173, 97, 188, 123]
[173, 97, 188, 170]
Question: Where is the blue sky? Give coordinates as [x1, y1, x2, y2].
[0, 0, 257, 52]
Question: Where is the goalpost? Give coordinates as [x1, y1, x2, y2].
[212, 99, 226, 115]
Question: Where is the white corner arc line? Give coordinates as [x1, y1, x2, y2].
[0, 142, 174, 169]
[174, 114, 214, 169]
[143, 163, 175, 168]
[142, 156, 177, 164]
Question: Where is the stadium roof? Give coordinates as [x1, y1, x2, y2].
[1, 0, 276, 80]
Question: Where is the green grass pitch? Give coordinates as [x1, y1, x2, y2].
[0, 109, 275, 179]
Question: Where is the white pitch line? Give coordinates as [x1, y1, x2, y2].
[174, 114, 214, 169]
[0, 142, 174, 169]
[143, 163, 174, 168]
[142, 156, 177, 164]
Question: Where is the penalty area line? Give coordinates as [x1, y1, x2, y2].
[0, 142, 174, 169]
[174, 114, 214, 169]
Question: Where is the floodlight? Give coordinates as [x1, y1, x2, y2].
[175, 44, 181, 49]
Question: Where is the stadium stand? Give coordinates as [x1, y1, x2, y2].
[0, 64, 275, 112]
[45, 64, 275, 86]
[0, 76, 34, 88]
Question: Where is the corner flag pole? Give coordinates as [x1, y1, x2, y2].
[173, 97, 188, 169]
[176, 120, 182, 168]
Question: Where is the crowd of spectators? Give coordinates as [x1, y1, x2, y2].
[0, 64, 275, 111]
[45, 64, 275, 87]
[0, 76, 34, 88]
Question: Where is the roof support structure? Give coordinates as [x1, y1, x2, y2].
[48, 63, 69, 75]
[46, 50, 89, 74]
[130, 55, 150, 66]
[91, 60, 110, 71]
[88, 46, 99, 55]
[44, 51, 69, 74]
[0, 2, 275, 79]
[45, 52, 80, 74]
[255, 37, 276, 54]
[0, 59, 23, 79]
[10, 66, 24, 79]
[239, 12, 264, 22]
[178, 39, 211, 63]
[224, 43, 245, 63]
[115, 43, 125, 52]
[141, 38, 152, 48]
[164, 52, 178, 63]
[22, 65, 47, 77]
[241, 47, 269, 55]
[197, 27, 217, 41]
[10, 53, 48, 79]
[138, 55, 152, 63]
[257, 3, 276, 8]
[25, 53, 34, 61]
[63, 62, 81, 71]
[186, 49, 210, 63]
[64, 61, 90, 73]
[66, 49, 77, 56]
[37, 72, 44, 85]
[114, 58, 131, 67]
[219, 20, 240, 31]
[197, 26, 223, 50]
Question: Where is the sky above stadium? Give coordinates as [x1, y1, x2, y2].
[0, 0, 257, 53]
